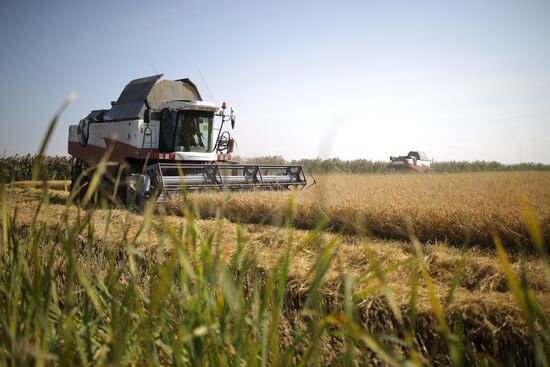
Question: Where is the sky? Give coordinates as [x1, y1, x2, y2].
[0, 0, 549, 163]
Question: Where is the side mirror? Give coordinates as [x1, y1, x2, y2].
[230, 107, 236, 129]
[227, 138, 235, 153]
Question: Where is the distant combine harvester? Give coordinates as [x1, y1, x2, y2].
[390, 151, 431, 173]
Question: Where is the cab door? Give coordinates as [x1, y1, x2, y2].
[159, 110, 178, 152]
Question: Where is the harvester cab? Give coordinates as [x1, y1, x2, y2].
[68, 74, 307, 204]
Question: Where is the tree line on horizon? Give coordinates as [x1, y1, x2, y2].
[1, 154, 549, 182]
[235, 155, 550, 174]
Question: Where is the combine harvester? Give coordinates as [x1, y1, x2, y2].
[68, 74, 307, 204]
[390, 151, 431, 173]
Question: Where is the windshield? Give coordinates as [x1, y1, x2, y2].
[157, 110, 211, 153]
[158, 110, 213, 153]
[175, 111, 212, 152]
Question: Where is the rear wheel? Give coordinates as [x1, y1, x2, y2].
[70, 158, 89, 203]
[69, 159, 110, 206]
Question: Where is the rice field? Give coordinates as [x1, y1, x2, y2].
[1, 172, 549, 366]
[166, 172, 550, 250]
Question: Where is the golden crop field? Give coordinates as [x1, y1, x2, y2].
[166, 172, 550, 250]
[1, 172, 549, 366]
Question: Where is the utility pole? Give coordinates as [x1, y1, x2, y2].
[519, 142, 522, 164]
[533, 138, 536, 163]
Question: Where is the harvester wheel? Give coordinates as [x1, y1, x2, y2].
[70, 159, 126, 207]
[70, 159, 89, 203]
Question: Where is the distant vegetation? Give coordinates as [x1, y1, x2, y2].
[0, 154, 71, 181]
[1, 154, 549, 182]
[431, 160, 550, 173]
[237, 156, 550, 174]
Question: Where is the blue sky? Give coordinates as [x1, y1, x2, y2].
[1, 0, 549, 163]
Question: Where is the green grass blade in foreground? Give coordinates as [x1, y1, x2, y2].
[363, 244, 422, 365]
[265, 192, 297, 365]
[343, 274, 355, 367]
[520, 197, 550, 285]
[1, 182, 7, 251]
[408, 220, 465, 367]
[302, 240, 338, 313]
[177, 162, 188, 202]
[444, 256, 466, 306]
[81, 143, 114, 207]
[364, 246, 404, 326]
[267, 239, 292, 365]
[31, 95, 76, 182]
[494, 235, 550, 366]
[293, 240, 340, 367]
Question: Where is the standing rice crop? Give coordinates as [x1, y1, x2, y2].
[164, 172, 550, 250]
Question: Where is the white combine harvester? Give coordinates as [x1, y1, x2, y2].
[68, 74, 307, 204]
[390, 151, 431, 173]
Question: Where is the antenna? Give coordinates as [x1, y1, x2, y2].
[148, 64, 160, 76]
[196, 67, 215, 102]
